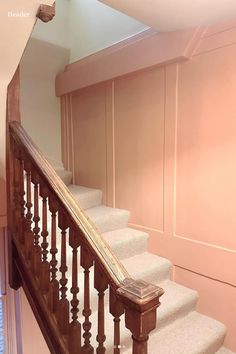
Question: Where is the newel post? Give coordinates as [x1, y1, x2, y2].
[117, 279, 164, 354]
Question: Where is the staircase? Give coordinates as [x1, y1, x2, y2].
[55, 168, 234, 354]
[6, 119, 235, 354]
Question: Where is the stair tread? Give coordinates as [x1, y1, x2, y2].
[76, 279, 200, 350]
[122, 311, 226, 354]
[86, 205, 130, 233]
[34, 179, 230, 352]
[86, 309, 225, 354]
[121, 251, 172, 283]
[55, 168, 72, 186]
[102, 227, 148, 259]
[68, 184, 102, 209]
[157, 279, 198, 328]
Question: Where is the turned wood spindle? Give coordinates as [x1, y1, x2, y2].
[81, 246, 94, 354]
[49, 196, 59, 313]
[109, 288, 124, 354]
[12, 144, 22, 240]
[39, 185, 50, 295]
[59, 221, 68, 301]
[94, 264, 108, 354]
[41, 191, 49, 262]
[32, 175, 40, 246]
[58, 211, 70, 335]
[18, 152, 25, 244]
[30, 171, 42, 277]
[25, 161, 33, 227]
[24, 161, 34, 260]
[69, 228, 82, 354]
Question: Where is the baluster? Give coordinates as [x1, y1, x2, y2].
[24, 160, 34, 260]
[31, 171, 42, 278]
[32, 173, 40, 246]
[17, 149, 26, 245]
[12, 143, 22, 240]
[48, 195, 59, 313]
[39, 185, 50, 295]
[109, 288, 124, 354]
[81, 245, 94, 354]
[94, 264, 108, 354]
[57, 210, 70, 335]
[69, 228, 81, 354]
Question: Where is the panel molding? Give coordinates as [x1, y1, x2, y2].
[129, 222, 164, 235]
[163, 64, 179, 236]
[148, 232, 236, 287]
[194, 26, 236, 56]
[105, 81, 115, 207]
[174, 233, 236, 254]
[61, 94, 74, 179]
[56, 27, 203, 96]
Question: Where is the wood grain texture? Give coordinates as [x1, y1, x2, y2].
[8, 120, 163, 354]
[9, 121, 128, 286]
[37, 3, 55, 23]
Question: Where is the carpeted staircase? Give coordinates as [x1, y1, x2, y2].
[53, 168, 234, 354]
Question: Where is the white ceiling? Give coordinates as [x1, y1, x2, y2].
[99, 0, 236, 31]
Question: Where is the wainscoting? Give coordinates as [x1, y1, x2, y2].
[58, 22, 236, 351]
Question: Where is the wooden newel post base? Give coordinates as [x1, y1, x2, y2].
[117, 279, 164, 354]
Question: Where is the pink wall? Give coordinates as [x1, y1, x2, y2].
[59, 22, 236, 351]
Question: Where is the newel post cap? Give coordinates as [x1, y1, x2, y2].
[37, 3, 55, 23]
[117, 278, 164, 338]
[117, 278, 164, 311]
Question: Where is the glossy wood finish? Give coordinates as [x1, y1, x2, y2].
[94, 264, 108, 354]
[6, 67, 22, 290]
[109, 288, 124, 354]
[81, 246, 94, 354]
[37, 3, 55, 23]
[7, 120, 164, 353]
[69, 228, 81, 354]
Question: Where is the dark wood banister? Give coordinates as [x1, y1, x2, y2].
[9, 120, 164, 353]
[10, 121, 129, 287]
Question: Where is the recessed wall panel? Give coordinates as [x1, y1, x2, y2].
[114, 68, 165, 230]
[176, 45, 236, 251]
[72, 84, 107, 198]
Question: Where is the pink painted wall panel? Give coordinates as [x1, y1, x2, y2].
[175, 267, 236, 351]
[56, 28, 202, 96]
[176, 45, 236, 251]
[66, 23, 236, 351]
[114, 69, 165, 230]
[72, 83, 108, 201]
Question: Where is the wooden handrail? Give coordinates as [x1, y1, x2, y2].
[8, 120, 164, 354]
[10, 120, 128, 286]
